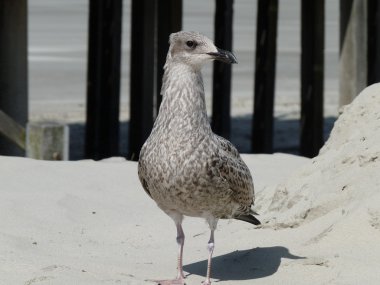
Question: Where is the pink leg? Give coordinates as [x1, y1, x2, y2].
[202, 230, 215, 285]
[175, 223, 185, 280]
[153, 223, 186, 285]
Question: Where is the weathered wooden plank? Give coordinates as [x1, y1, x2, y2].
[367, 0, 380, 85]
[0, 110, 26, 150]
[85, 0, 123, 160]
[26, 122, 69, 161]
[252, 0, 278, 153]
[0, 0, 28, 156]
[128, 0, 156, 160]
[339, 0, 367, 107]
[300, 0, 325, 158]
[211, 0, 234, 140]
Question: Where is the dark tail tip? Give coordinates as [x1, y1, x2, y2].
[235, 214, 261, 225]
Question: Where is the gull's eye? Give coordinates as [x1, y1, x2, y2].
[186, 40, 195, 48]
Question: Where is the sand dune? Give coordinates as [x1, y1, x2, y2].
[1, 85, 380, 284]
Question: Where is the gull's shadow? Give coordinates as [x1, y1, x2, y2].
[183, 246, 304, 281]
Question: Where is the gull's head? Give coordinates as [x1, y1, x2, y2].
[167, 31, 237, 70]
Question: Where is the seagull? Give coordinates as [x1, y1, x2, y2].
[138, 31, 260, 285]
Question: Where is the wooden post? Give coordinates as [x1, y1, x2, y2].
[252, 0, 278, 153]
[211, 0, 234, 140]
[339, 0, 367, 107]
[0, 0, 28, 156]
[367, 0, 380, 85]
[156, 0, 182, 115]
[128, 0, 156, 160]
[300, 0, 325, 158]
[26, 122, 69, 161]
[85, 0, 123, 160]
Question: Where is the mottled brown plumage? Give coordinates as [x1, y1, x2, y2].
[138, 31, 260, 285]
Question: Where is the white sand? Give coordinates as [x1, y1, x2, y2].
[1, 84, 380, 284]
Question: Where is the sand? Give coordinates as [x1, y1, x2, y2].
[1, 84, 380, 284]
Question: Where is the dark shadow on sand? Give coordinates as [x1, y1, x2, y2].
[183, 246, 304, 281]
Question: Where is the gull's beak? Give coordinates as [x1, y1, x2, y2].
[207, 48, 238, 64]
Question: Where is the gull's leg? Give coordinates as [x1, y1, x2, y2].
[201, 230, 215, 285]
[152, 214, 186, 285]
[202, 217, 218, 285]
[175, 223, 186, 280]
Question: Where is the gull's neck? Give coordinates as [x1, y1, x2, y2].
[155, 62, 211, 135]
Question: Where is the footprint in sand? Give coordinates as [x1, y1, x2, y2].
[24, 276, 55, 285]
[41, 264, 71, 272]
[368, 210, 380, 230]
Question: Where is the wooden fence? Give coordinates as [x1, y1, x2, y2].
[1, 0, 380, 160]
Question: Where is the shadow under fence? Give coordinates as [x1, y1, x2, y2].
[69, 116, 337, 161]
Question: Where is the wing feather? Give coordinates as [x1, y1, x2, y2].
[212, 135, 255, 213]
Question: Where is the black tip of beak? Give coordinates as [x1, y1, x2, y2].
[207, 48, 238, 64]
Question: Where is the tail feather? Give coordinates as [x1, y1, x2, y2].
[234, 214, 261, 225]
